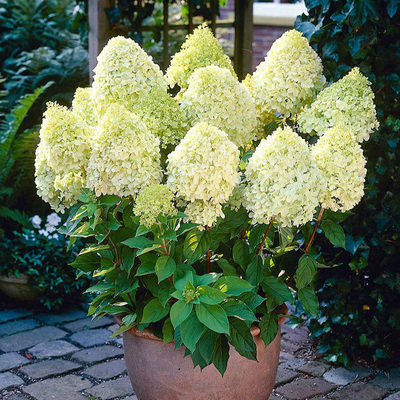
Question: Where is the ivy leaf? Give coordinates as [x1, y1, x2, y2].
[155, 256, 176, 282]
[170, 300, 193, 328]
[321, 220, 346, 248]
[298, 286, 319, 316]
[183, 229, 211, 265]
[195, 303, 230, 334]
[141, 298, 170, 323]
[296, 254, 317, 290]
[227, 317, 257, 361]
[259, 314, 279, 347]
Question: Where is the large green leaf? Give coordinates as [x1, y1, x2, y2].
[195, 303, 230, 334]
[261, 276, 293, 303]
[298, 286, 319, 316]
[198, 329, 219, 364]
[155, 256, 176, 282]
[211, 335, 230, 376]
[221, 299, 257, 322]
[180, 311, 206, 352]
[246, 256, 264, 287]
[296, 254, 317, 290]
[259, 314, 279, 347]
[70, 252, 101, 272]
[170, 300, 192, 328]
[228, 317, 257, 361]
[214, 276, 254, 296]
[197, 286, 226, 305]
[321, 220, 346, 248]
[141, 298, 170, 323]
[183, 229, 211, 265]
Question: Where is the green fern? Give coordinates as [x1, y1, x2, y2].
[0, 81, 53, 187]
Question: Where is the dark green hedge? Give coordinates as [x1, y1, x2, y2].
[295, 0, 400, 366]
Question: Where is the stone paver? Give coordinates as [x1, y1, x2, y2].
[274, 368, 300, 387]
[72, 345, 124, 364]
[63, 316, 114, 332]
[35, 310, 87, 325]
[0, 318, 40, 337]
[4, 394, 31, 400]
[297, 360, 330, 377]
[386, 391, 400, 400]
[84, 359, 127, 380]
[29, 340, 79, 359]
[24, 374, 92, 400]
[0, 326, 67, 352]
[0, 309, 31, 323]
[371, 368, 400, 391]
[20, 359, 82, 379]
[279, 352, 307, 371]
[276, 378, 337, 400]
[70, 328, 112, 347]
[0, 352, 30, 372]
[323, 367, 359, 385]
[281, 340, 301, 354]
[123, 396, 138, 400]
[85, 376, 134, 399]
[0, 372, 24, 391]
[331, 383, 388, 400]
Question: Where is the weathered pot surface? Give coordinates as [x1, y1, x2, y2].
[0, 273, 40, 303]
[117, 311, 286, 400]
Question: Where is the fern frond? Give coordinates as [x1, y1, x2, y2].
[0, 206, 30, 228]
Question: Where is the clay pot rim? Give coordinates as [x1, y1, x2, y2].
[0, 273, 30, 284]
[115, 303, 289, 343]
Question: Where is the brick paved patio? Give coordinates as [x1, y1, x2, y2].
[0, 306, 399, 399]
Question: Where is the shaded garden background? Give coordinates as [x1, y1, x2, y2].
[0, 0, 399, 368]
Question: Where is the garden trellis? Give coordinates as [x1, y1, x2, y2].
[88, 0, 254, 80]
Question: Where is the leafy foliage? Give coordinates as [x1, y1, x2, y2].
[294, 0, 400, 366]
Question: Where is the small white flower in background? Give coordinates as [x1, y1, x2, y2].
[31, 215, 42, 229]
[46, 213, 61, 227]
[52, 233, 59, 240]
[38, 229, 49, 237]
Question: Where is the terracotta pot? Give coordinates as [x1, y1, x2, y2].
[117, 310, 286, 400]
[0, 274, 40, 303]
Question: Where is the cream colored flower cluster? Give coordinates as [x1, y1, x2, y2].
[72, 87, 97, 128]
[248, 30, 325, 118]
[311, 124, 366, 212]
[244, 126, 321, 227]
[92, 36, 167, 117]
[298, 68, 379, 142]
[35, 103, 91, 212]
[180, 66, 257, 147]
[133, 184, 177, 228]
[86, 104, 162, 197]
[134, 86, 189, 147]
[185, 200, 224, 227]
[166, 24, 236, 94]
[167, 122, 240, 226]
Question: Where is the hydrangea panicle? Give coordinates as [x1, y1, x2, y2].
[248, 30, 325, 118]
[185, 200, 224, 227]
[134, 184, 177, 228]
[167, 122, 240, 226]
[244, 126, 321, 227]
[311, 123, 367, 211]
[92, 36, 167, 117]
[86, 103, 162, 197]
[180, 66, 257, 147]
[166, 24, 237, 95]
[72, 87, 97, 127]
[298, 67, 379, 142]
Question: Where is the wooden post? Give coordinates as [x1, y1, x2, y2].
[89, 0, 113, 82]
[234, 0, 253, 80]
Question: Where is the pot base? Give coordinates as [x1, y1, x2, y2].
[0, 274, 40, 303]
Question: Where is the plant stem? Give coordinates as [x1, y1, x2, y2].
[257, 219, 274, 255]
[241, 228, 246, 239]
[304, 208, 325, 253]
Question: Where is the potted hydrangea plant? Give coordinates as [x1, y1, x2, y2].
[34, 25, 378, 399]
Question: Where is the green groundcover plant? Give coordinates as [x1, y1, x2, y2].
[34, 25, 378, 375]
[0, 213, 89, 310]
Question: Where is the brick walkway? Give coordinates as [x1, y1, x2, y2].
[0, 307, 399, 400]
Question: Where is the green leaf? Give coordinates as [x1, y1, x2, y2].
[70, 252, 100, 272]
[180, 311, 206, 352]
[99, 195, 121, 206]
[121, 246, 136, 272]
[221, 299, 257, 322]
[197, 286, 226, 305]
[183, 229, 211, 265]
[195, 303, 230, 334]
[279, 225, 293, 248]
[233, 239, 249, 267]
[136, 225, 151, 237]
[155, 256, 176, 282]
[122, 313, 137, 326]
[141, 298, 170, 323]
[176, 223, 198, 236]
[228, 317, 257, 361]
[321, 220, 346, 248]
[122, 236, 153, 249]
[160, 229, 177, 241]
[259, 314, 279, 347]
[261, 276, 293, 303]
[237, 292, 265, 310]
[246, 256, 264, 287]
[198, 329, 219, 364]
[136, 253, 157, 276]
[211, 335, 230, 376]
[170, 300, 193, 328]
[216, 259, 238, 276]
[298, 286, 319, 316]
[248, 224, 267, 252]
[158, 280, 172, 307]
[162, 318, 174, 344]
[296, 254, 317, 289]
[215, 276, 254, 296]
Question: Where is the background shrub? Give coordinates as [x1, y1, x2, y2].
[295, 0, 400, 366]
